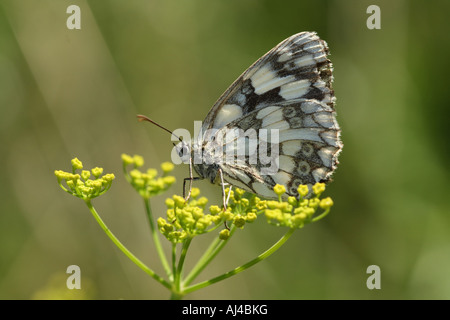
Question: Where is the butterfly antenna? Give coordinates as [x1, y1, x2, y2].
[137, 114, 196, 202]
[137, 114, 182, 142]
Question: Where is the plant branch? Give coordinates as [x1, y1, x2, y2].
[85, 199, 171, 290]
[183, 228, 295, 295]
[183, 225, 237, 286]
[144, 199, 172, 279]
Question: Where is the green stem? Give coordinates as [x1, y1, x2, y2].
[183, 228, 295, 295]
[85, 199, 171, 290]
[183, 238, 221, 286]
[144, 199, 172, 279]
[312, 208, 330, 222]
[170, 291, 184, 300]
[122, 162, 131, 182]
[183, 225, 237, 286]
[173, 237, 192, 294]
[172, 242, 177, 280]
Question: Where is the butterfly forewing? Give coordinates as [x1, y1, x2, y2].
[193, 32, 342, 199]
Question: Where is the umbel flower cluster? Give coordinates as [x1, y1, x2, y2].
[122, 154, 176, 199]
[265, 183, 334, 228]
[56, 155, 334, 239]
[54, 155, 336, 299]
[157, 179, 333, 243]
[54, 158, 115, 201]
[157, 187, 263, 242]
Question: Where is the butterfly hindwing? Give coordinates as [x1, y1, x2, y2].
[212, 99, 341, 198]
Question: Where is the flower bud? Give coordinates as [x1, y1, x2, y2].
[71, 158, 83, 170]
[273, 184, 286, 196]
[219, 229, 230, 240]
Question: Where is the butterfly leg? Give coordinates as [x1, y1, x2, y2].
[183, 176, 202, 202]
[218, 168, 232, 230]
[225, 185, 233, 207]
[218, 168, 229, 210]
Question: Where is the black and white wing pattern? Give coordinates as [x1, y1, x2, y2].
[193, 32, 342, 199]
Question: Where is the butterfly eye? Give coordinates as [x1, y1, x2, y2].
[178, 145, 189, 158]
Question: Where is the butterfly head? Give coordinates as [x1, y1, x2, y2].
[174, 140, 191, 164]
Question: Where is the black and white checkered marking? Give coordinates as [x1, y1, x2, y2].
[182, 32, 342, 199]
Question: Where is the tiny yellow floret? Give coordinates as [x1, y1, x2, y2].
[312, 182, 326, 196]
[133, 155, 144, 167]
[71, 158, 83, 170]
[273, 184, 286, 196]
[121, 154, 134, 165]
[219, 229, 230, 240]
[161, 162, 174, 173]
[190, 187, 200, 199]
[320, 197, 334, 209]
[91, 167, 103, 178]
[81, 170, 91, 180]
[297, 185, 309, 198]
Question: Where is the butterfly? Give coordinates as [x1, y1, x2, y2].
[139, 31, 342, 204]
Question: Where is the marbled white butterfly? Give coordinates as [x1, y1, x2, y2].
[139, 31, 342, 202]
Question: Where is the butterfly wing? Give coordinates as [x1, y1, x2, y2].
[195, 31, 342, 198]
[200, 31, 334, 140]
[217, 98, 341, 198]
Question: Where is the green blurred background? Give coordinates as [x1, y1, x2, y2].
[0, 0, 449, 300]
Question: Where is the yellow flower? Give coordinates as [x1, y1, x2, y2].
[91, 167, 103, 178]
[246, 212, 257, 223]
[71, 158, 83, 170]
[81, 170, 91, 180]
[165, 198, 175, 208]
[161, 162, 174, 173]
[190, 187, 201, 199]
[197, 197, 208, 207]
[121, 154, 134, 165]
[133, 155, 144, 167]
[312, 183, 326, 196]
[297, 185, 309, 198]
[56, 158, 114, 200]
[273, 184, 286, 196]
[209, 205, 221, 215]
[219, 229, 230, 240]
[320, 197, 334, 209]
[234, 188, 245, 199]
[233, 215, 246, 228]
[163, 176, 176, 186]
[173, 195, 186, 208]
